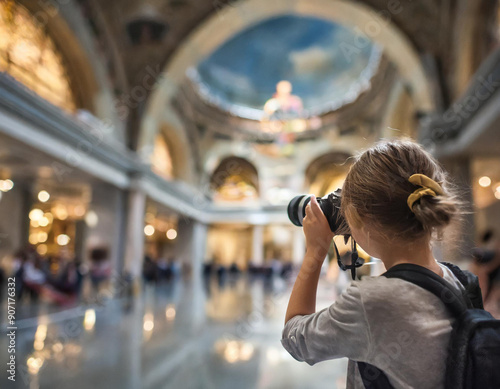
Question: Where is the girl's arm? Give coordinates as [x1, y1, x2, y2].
[285, 196, 334, 324]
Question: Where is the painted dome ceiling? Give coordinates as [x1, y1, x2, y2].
[191, 15, 382, 120]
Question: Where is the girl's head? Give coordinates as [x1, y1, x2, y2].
[341, 139, 460, 254]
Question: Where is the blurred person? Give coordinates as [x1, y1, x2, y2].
[282, 140, 495, 388]
[157, 256, 170, 280]
[169, 257, 181, 278]
[229, 262, 241, 274]
[89, 247, 112, 293]
[38, 254, 82, 306]
[470, 230, 500, 317]
[51, 254, 84, 295]
[142, 255, 158, 284]
[271, 257, 283, 276]
[22, 249, 47, 302]
[8, 249, 28, 300]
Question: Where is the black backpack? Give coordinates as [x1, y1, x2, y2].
[357, 262, 500, 389]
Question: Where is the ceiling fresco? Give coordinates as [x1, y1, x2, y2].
[192, 14, 382, 119]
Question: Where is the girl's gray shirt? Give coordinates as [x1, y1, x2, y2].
[281, 263, 464, 388]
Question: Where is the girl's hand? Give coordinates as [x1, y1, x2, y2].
[303, 196, 334, 259]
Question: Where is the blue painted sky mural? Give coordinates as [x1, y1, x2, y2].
[194, 14, 381, 117]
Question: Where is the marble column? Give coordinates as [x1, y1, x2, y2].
[251, 225, 264, 267]
[86, 183, 127, 276]
[0, 180, 30, 259]
[175, 218, 208, 330]
[123, 189, 147, 292]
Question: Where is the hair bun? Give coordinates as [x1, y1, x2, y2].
[411, 194, 457, 232]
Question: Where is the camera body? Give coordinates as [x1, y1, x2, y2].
[287, 188, 361, 278]
[287, 188, 349, 236]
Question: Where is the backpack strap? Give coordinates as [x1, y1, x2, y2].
[357, 361, 394, 389]
[382, 263, 468, 316]
[357, 263, 471, 389]
[439, 262, 484, 309]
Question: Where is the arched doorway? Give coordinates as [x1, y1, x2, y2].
[210, 156, 259, 203]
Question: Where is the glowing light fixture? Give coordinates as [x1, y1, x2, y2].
[0, 179, 14, 192]
[166, 228, 177, 240]
[34, 340, 44, 351]
[74, 205, 86, 217]
[53, 205, 68, 220]
[37, 232, 48, 243]
[37, 244, 47, 255]
[479, 176, 491, 187]
[165, 304, 176, 321]
[85, 210, 98, 227]
[29, 233, 38, 245]
[144, 225, 155, 236]
[27, 356, 44, 375]
[143, 313, 154, 331]
[38, 190, 50, 202]
[56, 234, 70, 246]
[29, 208, 44, 221]
[38, 217, 49, 227]
[84, 309, 96, 331]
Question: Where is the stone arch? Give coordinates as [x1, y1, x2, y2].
[139, 0, 436, 170]
[210, 156, 260, 202]
[158, 121, 196, 183]
[11, 0, 124, 137]
[305, 152, 353, 196]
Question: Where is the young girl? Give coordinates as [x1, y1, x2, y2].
[282, 139, 466, 388]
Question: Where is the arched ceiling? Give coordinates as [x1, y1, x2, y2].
[193, 14, 381, 118]
[80, 0, 497, 150]
[162, 0, 433, 111]
[138, 0, 438, 158]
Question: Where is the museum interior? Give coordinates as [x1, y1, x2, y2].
[0, 0, 499, 388]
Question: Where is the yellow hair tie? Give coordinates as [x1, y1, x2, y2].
[407, 174, 444, 211]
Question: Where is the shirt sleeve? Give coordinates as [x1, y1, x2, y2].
[281, 282, 372, 366]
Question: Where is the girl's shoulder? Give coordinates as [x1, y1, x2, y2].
[352, 264, 465, 313]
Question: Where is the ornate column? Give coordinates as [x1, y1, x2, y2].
[175, 218, 208, 330]
[123, 188, 147, 292]
[251, 224, 264, 267]
[86, 183, 127, 285]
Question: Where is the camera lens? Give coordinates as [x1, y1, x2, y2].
[287, 189, 349, 235]
[287, 195, 312, 227]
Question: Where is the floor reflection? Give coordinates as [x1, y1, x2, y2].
[0, 274, 347, 389]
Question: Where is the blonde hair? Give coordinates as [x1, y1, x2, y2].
[341, 139, 460, 241]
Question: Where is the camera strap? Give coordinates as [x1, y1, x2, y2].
[334, 238, 364, 279]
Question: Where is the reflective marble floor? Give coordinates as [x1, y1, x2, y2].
[0, 274, 348, 389]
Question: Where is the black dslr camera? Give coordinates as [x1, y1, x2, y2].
[287, 189, 364, 278]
